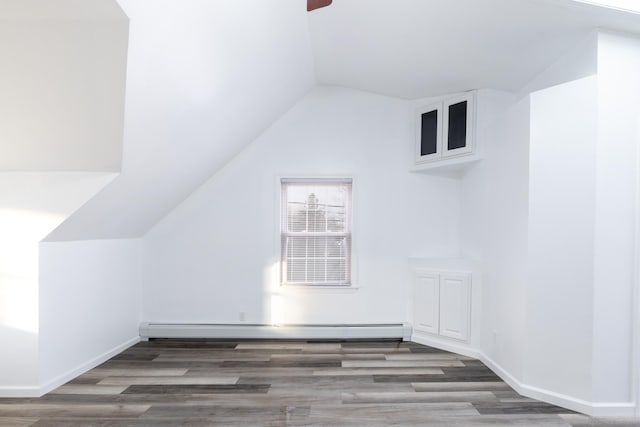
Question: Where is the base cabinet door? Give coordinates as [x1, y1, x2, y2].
[438, 273, 470, 341]
[412, 271, 439, 335]
[412, 269, 471, 342]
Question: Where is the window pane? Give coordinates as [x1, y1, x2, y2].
[287, 236, 307, 258]
[285, 184, 348, 233]
[327, 259, 346, 281]
[287, 258, 307, 282]
[327, 206, 345, 232]
[288, 207, 306, 232]
[307, 206, 326, 232]
[307, 236, 326, 257]
[326, 236, 346, 258]
[307, 258, 327, 282]
[281, 180, 351, 285]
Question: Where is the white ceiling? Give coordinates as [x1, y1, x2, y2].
[6, 0, 639, 240]
[308, 0, 640, 99]
[46, 0, 315, 240]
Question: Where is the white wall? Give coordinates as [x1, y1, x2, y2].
[461, 30, 640, 414]
[591, 31, 640, 406]
[142, 86, 461, 325]
[0, 172, 116, 395]
[456, 29, 640, 414]
[461, 33, 597, 398]
[0, 1, 127, 172]
[39, 239, 141, 393]
[523, 31, 640, 410]
[526, 75, 598, 402]
[460, 91, 530, 379]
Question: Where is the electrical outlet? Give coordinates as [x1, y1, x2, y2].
[239, 311, 246, 322]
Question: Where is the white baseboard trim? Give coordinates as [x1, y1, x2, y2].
[479, 353, 591, 415]
[37, 336, 140, 397]
[481, 353, 636, 417]
[0, 386, 42, 398]
[411, 332, 481, 360]
[411, 332, 636, 417]
[140, 322, 413, 341]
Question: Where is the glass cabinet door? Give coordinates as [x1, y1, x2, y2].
[443, 92, 474, 157]
[415, 102, 442, 163]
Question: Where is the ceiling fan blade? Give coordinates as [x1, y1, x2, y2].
[307, 0, 332, 12]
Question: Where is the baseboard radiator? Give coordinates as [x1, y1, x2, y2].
[140, 323, 412, 341]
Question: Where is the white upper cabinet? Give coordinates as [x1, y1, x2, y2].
[413, 91, 477, 175]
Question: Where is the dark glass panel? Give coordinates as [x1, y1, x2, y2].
[448, 101, 467, 150]
[420, 110, 438, 156]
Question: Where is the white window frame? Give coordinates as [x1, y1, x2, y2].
[280, 177, 353, 287]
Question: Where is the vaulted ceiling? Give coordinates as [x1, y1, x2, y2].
[46, 0, 316, 240]
[2, 0, 639, 240]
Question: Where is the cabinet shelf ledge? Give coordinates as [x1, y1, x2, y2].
[410, 155, 481, 178]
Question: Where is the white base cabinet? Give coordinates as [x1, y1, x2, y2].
[412, 271, 440, 335]
[412, 269, 471, 342]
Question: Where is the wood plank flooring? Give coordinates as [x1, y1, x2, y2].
[1, 339, 639, 426]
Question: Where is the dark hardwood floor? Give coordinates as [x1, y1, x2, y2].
[1, 339, 638, 426]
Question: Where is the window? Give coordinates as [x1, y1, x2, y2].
[280, 178, 352, 286]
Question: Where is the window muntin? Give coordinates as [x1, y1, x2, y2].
[280, 179, 352, 286]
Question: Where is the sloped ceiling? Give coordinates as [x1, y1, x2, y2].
[46, 0, 315, 240]
[309, 0, 640, 98]
[0, 0, 127, 171]
[37, 0, 640, 240]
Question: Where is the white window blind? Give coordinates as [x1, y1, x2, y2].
[281, 178, 352, 286]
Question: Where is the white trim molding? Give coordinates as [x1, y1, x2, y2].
[411, 331, 480, 360]
[481, 353, 636, 417]
[413, 330, 637, 417]
[38, 336, 140, 397]
[140, 323, 412, 341]
[0, 386, 42, 398]
[0, 336, 140, 398]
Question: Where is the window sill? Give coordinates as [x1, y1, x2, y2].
[279, 284, 360, 293]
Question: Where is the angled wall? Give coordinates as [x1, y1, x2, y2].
[524, 31, 640, 414]
[0, 0, 128, 396]
[591, 30, 640, 409]
[526, 74, 598, 403]
[460, 90, 530, 382]
[461, 30, 640, 416]
[39, 239, 141, 394]
[0, 172, 117, 395]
